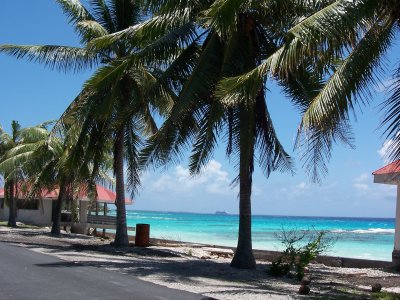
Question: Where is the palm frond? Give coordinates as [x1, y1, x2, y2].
[76, 20, 109, 40]
[88, 0, 115, 33]
[296, 118, 354, 182]
[109, 0, 142, 31]
[171, 33, 223, 122]
[83, 59, 132, 90]
[0, 45, 98, 73]
[301, 19, 395, 130]
[139, 112, 198, 169]
[295, 20, 395, 181]
[142, 0, 211, 16]
[124, 119, 142, 196]
[88, 11, 194, 51]
[56, 0, 94, 25]
[19, 127, 49, 143]
[381, 61, 400, 162]
[189, 102, 224, 175]
[200, 0, 244, 37]
[288, 0, 377, 42]
[255, 90, 294, 176]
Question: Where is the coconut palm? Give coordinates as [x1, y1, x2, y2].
[0, 121, 49, 227]
[0, 0, 181, 245]
[0, 123, 113, 235]
[0, 121, 21, 227]
[127, 0, 329, 269]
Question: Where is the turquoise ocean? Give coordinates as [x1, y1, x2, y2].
[112, 210, 395, 261]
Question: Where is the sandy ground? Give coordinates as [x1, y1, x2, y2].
[1, 225, 400, 300]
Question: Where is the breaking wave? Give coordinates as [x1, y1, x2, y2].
[331, 228, 394, 234]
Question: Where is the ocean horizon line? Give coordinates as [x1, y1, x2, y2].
[124, 209, 395, 221]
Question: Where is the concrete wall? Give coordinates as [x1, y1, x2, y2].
[0, 198, 8, 222]
[0, 199, 53, 226]
[0, 199, 5, 221]
[18, 200, 53, 226]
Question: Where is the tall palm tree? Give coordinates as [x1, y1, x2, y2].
[0, 0, 178, 245]
[130, 0, 327, 269]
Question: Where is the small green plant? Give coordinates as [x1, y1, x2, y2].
[185, 248, 193, 256]
[269, 227, 336, 280]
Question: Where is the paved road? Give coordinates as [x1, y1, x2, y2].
[0, 242, 207, 300]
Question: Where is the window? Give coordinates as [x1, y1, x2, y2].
[17, 199, 39, 210]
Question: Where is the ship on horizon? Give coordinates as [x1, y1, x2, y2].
[215, 211, 229, 215]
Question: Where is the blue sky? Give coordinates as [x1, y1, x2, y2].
[1, 0, 400, 217]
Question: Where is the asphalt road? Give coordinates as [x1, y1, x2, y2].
[0, 242, 207, 300]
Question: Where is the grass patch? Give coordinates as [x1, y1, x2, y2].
[372, 292, 400, 300]
[0, 221, 41, 229]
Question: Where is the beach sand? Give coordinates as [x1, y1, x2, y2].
[1, 225, 400, 299]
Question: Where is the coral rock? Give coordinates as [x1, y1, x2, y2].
[298, 285, 310, 295]
[301, 276, 311, 286]
[371, 283, 382, 293]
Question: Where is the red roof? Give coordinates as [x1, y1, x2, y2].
[0, 185, 133, 205]
[0, 187, 58, 199]
[95, 185, 133, 205]
[372, 160, 400, 175]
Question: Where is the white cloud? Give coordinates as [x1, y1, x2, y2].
[352, 172, 397, 200]
[150, 160, 235, 196]
[353, 183, 369, 190]
[296, 182, 308, 189]
[354, 173, 370, 183]
[378, 140, 393, 163]
[378, 132, 400, 163]
[353, 173, 371, 190]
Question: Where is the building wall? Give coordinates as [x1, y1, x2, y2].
[0, 199, 53, 226]
[0, 198, 5, 221]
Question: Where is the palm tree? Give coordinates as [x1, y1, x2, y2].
[0, 121, 21, 227]
[0, 123, 113, 236]
[0, 0, 177, 245]
[272, 0, 400, 176]
[133, 0, 327, 269]
[0, 121, 48, 227]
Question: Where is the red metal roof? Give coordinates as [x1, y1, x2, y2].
[372, 160, 400, 175]
[95, 185, 133, 205]
[0, 187, 58, 199]
[0, 185, 133, 205]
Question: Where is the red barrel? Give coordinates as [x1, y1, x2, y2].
[135, 223, 150, 247]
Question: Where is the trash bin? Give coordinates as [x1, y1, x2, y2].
[135, 223, 150, 247]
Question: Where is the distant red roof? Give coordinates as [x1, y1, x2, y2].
[372, 160, 400, 175]
[0, 187, 58, 199]
[95, 185, 133, 205]
[0, 185, 132, 205]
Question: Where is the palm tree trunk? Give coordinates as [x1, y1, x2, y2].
[7, 180, 17, 227]
[113, 75, 130, 247]
[231, 108, 256, 269]
[51, 183, 66, 236]
[113, 126, 129, 247]
[230, 136, 256, 269]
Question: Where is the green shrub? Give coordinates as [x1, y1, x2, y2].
[269, 227, 335, 280]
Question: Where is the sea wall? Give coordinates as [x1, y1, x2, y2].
[150, 237, 393, 269]
[252, 249, 392, 269]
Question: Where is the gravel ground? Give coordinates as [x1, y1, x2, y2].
[1, 225, 400, 300]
